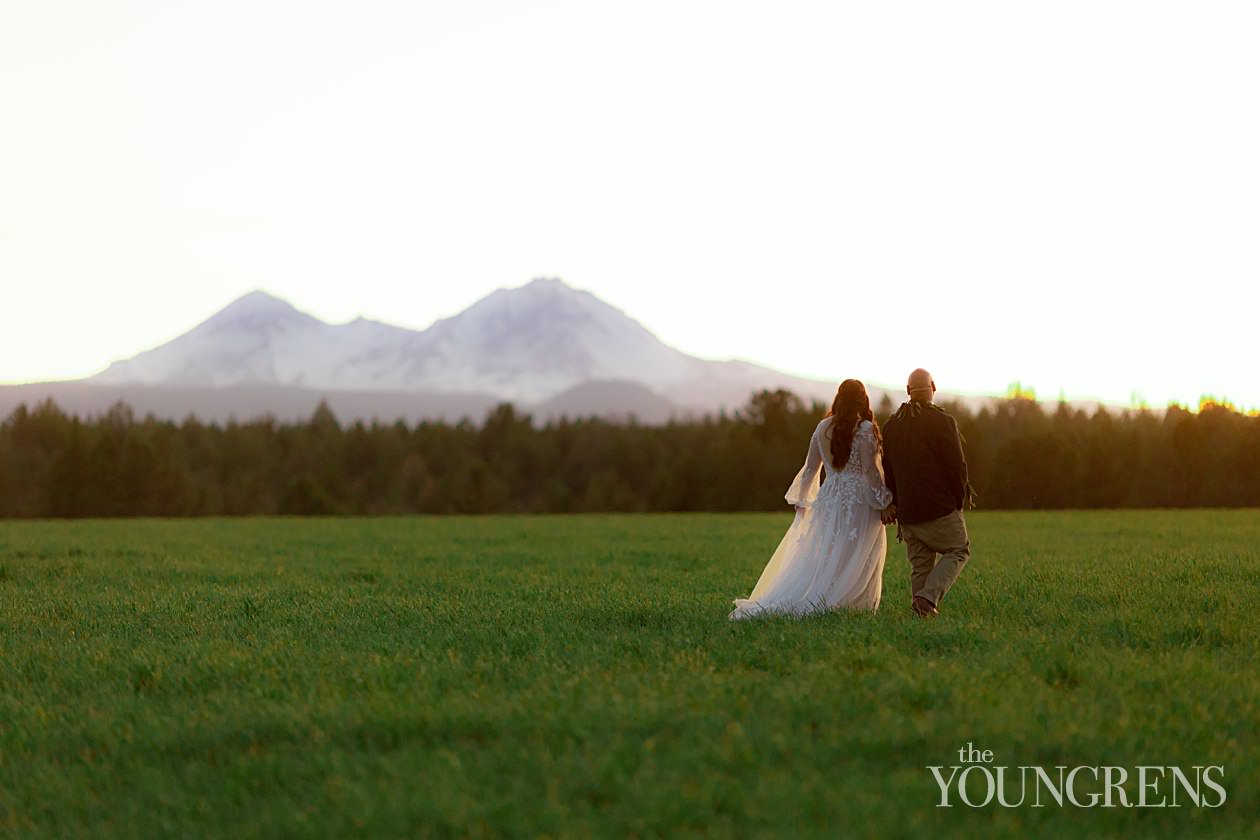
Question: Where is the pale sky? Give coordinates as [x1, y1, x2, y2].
[3, 1, 1257, 409]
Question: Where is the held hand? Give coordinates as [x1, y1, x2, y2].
[879, 504, 897, 525]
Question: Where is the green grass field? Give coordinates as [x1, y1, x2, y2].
[2, 511, 1258, 838]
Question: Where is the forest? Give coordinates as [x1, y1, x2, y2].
[0, 390, 1257, 517]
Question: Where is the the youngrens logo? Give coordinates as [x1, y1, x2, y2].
[929, 743, 1226, 808]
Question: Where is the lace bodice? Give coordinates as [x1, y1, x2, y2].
[784, 418, 893, 511]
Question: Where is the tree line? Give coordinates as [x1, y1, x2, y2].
[0, 391, 1257, 517]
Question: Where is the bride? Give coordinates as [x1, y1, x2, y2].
[730, 379, 894, 619]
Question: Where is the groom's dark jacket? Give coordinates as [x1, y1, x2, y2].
[881, 401, 969, 525]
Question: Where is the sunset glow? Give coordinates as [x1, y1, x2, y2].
[3, 1, 1257, 409]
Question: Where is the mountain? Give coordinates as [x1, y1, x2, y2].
[80, 278, 862, 421]
[91, 290, 419, 391]
[533, 380, 678, 425]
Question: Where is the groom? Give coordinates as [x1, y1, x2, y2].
[880, 369, 971, 618]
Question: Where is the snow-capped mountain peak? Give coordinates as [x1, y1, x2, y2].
[408, 278, 695, 400]
[90, 278, 843, 409]
[204, 290, 320, 332]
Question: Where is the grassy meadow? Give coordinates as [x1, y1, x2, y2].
[1, 511, 1258, 838]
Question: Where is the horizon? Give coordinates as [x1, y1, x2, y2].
[1, 278, 1254, 415]
[3, 2, 1257, 410]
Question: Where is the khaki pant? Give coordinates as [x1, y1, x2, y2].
[901, 509, 971, 607]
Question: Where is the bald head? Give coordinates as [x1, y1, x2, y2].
[907, 368, 936, 402]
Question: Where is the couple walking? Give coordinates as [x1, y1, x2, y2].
[730, 369, 972, 620]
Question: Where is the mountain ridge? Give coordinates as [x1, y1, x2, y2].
[87, 279, 860, 418]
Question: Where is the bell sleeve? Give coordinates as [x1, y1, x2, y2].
[784, 426, 825, 509]
[858, 422, 894, 510]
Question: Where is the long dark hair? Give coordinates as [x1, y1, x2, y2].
[825, 379, 881, 466]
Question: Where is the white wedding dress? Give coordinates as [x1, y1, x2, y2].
[730, 418, 893, 619]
